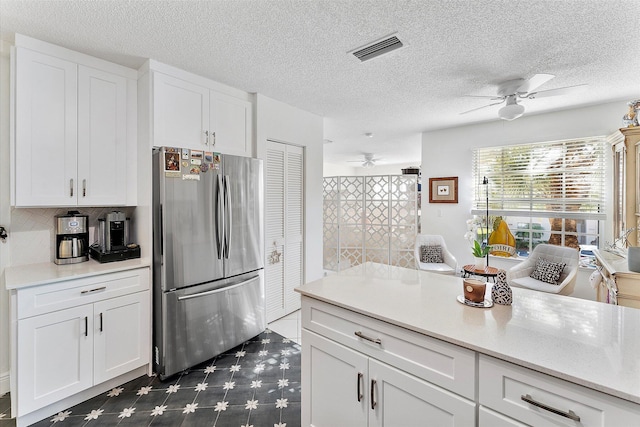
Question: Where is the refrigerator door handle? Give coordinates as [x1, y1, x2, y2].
[159, 204, 164, 258]
[216, 174, 224, 259]
[224, 175, 232, 259]
[177, 275, 259, 301]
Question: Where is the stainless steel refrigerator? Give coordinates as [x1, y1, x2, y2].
[152, 147, 265, 379]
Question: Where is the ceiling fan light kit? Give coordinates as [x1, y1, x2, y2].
[498, 95, 525, 121]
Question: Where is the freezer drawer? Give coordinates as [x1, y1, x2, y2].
[156, 271, 265, 379]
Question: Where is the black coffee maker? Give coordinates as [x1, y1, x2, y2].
[90, 211, 140, 263]
[54, 211, 89, 265]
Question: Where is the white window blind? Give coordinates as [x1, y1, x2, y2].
[472, 137, 606, 220]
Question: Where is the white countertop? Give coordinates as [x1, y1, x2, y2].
[4, 258, 151, 290]
[594, 248, 640, 277]
[296, 262, 640, 404]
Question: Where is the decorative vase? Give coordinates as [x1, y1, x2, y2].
[491, 269, 512, 305]
[474, 256, 486, 270]
[628, 247, 640, 273]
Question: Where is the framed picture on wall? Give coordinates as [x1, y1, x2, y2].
[429, 176, 458, 203]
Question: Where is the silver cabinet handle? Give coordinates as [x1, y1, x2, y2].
[81, 286, 107, 294]
[211, 131, 216, 146]
[521, 394, 581, 422]
[370, 379, 377, 410]
[70, 178, 74, 197]
[355, 331, 381, 345]
[82, 179, 86, 197]
[357, 372, 363, 402]
[204, 130, 209, 146]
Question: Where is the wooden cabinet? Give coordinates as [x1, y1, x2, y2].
[479, 355, 639, 427]
[152, 71, 252, 156]
[13, 41, 134, 207]
[608, 127, 640, 247]
[594, 248, 640, 308]
[301, 297, 476, 426]
[10, 267, 151, 423]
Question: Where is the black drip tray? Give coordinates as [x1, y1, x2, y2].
[89, 245, 140, 263]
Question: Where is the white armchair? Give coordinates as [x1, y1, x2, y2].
[414, 234, 457, 275]
[507, 244, 579, 295]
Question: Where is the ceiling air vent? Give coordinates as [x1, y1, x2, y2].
[350, 34, 405, 62]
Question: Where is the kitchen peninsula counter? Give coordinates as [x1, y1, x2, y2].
[295, 262, 640, 405]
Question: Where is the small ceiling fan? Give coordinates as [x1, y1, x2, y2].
[348, 153, 381, 168]
[460, 74, 587, 121]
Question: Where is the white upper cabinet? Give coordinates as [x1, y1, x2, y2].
[12, 35, 136, 207]
[77, 66, 128, 206]
[150, 66, 252, 157]
[209, 90, 252, 156]
[153, 72, 209, 150]
[15, 48, 78, 206]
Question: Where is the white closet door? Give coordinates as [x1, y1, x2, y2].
[266, 143, 286, 321]
[265, 141, 304, 322]
[285, 146, 304, 313]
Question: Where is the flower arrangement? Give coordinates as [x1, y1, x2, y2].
[465, 217, 491, 258]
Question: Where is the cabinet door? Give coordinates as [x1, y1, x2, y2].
[302, 330, 368, 427]
[17, 305, 93, 416]
[93, 291, 150, 384]
[15, 48, 78, 206]
[77, 65, 127, 206]
[369, 358, 476, 427]
[209, 90, 252, 156]
[153, 72, 209, 150]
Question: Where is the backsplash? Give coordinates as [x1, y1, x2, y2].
[10, 207, 136, 267]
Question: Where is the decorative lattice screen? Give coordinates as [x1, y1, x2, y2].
[323, 175, 417, 271]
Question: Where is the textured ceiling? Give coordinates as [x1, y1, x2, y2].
[1, 0, 639, 167]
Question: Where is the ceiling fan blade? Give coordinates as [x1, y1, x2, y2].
[463, 95, 504, 100]
[525, 84, 588, 99]
[516, 73, 555, 94]
[460, 100, 505, 115]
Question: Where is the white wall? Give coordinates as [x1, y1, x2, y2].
[323, 162, 421, 177]
[255, 94, 324, 284]
[421, 101, 627, 300]
[0, 39, 11, 395]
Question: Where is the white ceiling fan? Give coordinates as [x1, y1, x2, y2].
[348, 153, 381, 168]
[461, 74, 587, 121]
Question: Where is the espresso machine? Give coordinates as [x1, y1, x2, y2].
[55, 211, 89, 265]
[90, 211, 140, 263]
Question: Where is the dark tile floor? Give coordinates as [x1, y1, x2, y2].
[0, 330, 301, 427]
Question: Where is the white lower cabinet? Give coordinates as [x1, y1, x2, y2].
[301, 296, 640, 427]
[301, 297, 477, 427]
[17, 304, 94, 415]
[479, 355, 640, 427]
[303, 330, 474, 427]
[11, 267, 151, 422]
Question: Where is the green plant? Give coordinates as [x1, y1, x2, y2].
[471, 240, 491, 257]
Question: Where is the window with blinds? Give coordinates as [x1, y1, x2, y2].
[472, 137, 606, 255]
